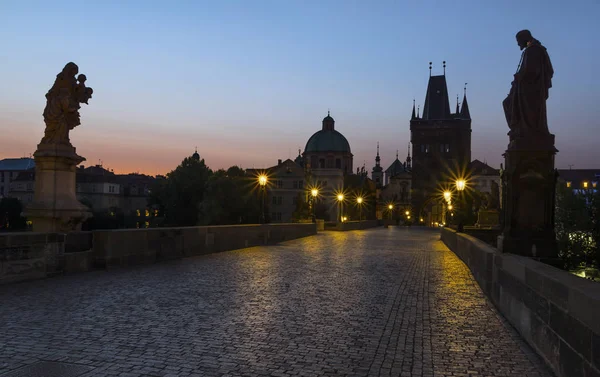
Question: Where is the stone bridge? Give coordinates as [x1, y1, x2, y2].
[0, 228, 553, 377]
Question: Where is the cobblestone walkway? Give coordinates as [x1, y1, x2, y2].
[0, 228, 552, 377]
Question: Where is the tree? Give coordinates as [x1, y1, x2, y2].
[555, 184, 598, 269]
[148, 156, 212, 226]
[292, 192, 311, 222]
[199, 167, 262, 225]
[0, 198, 27, 231]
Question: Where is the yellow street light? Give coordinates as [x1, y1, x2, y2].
[407, 215, 411, 219]
[420, 218, 424, 222]
[388, 204, 393, 210]
[443, 190, 451, 202]
[311, 188, 319, 197]
[448, 204, 453, 210]
[337, 193, 344, 201]
[357, 197, 363, 204]
[258, 175, 268, 187]
[405, 210, 409, 216]
[456, 179, 466, 191]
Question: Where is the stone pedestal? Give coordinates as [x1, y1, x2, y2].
[24, 144, 91, 232]
[499, 135, 558, 262]
[476, 210, 500, 228]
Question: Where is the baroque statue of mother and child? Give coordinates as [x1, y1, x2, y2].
[41, 62, 93, 146]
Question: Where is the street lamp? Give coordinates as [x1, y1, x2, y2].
[455, 178, 467, 232]
[258, 174, 268, 223]
[337, 193, 344, 223]
[310, 188, 319, 222]
[443, 190, 452, 203]
[357, 196, 364, 222]
[388, 203, 393, 220]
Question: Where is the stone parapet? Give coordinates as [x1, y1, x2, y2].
[0, 223, 317, 284]
[441, 227, 600, 377]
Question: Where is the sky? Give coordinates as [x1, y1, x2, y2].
[1, 0, 598, 175]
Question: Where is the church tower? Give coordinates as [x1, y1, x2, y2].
[410, 62, 472, 223]
[372, 142, 384, 188]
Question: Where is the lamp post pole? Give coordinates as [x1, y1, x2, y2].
[456, 179, 466, 232]
[311, 188, 319, 223]
[258, 175, 268, 224]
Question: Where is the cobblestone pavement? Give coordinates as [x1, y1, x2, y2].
[0, 228, 552, 377]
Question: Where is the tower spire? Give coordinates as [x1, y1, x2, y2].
[396, 150, 399, 160]
[443, 60, 446, 75]
[417, 105, 420, 118]
[461, 83, 471, 119]
[375, 142, 380, 167]
[456, 94, 459, 114]
[429, 62, 432, 77]
[411, 99, 416, 120]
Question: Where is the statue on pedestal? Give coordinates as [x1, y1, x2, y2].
[25, 62, 93, 232]
[499, 31, 559, 262]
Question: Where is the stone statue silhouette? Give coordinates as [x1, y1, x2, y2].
[41, 62, 93, 145]
[502, 30, 554, 142]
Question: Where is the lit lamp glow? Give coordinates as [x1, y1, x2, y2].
[443, 190, 451, 202]
[357, 197, 363, 204]
[456, 179, 466, 191]
[258, 175, 268, 187]
[311, 188, 319, 197]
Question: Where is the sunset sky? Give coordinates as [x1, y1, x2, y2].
[1, 1, 598, 175]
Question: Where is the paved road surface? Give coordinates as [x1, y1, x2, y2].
[0, 227, 551, 377]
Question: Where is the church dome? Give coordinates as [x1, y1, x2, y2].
[305, 130, 351, 153]
[304, 113, 351, 153]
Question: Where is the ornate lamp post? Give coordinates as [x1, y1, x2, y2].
[337, 193, 344, 222]
[310, 188, 319, 222]
[455, 179, 466, 232]
[258, 174, 268, 224]
[357, 197, 364, 222]
[388, 203, 393, 220]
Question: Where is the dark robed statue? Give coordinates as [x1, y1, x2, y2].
[503, 30, 554, 141]
[41, 62, 93, 145]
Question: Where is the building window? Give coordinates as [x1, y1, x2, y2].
[298, 180, 303, 189]
[272, 196, 277, 205]
[420, 145, 425, 153]
[425, 144, 430, 153]
[583, 181, 589, 189]
[566, 181, 572, 188]
[277, 212, 282, 221]
[445, 144, 450, 153]
[593, 182, 598, 188]
[319, 159, 325, 168]
[336, 159, 341, 169]
[26, 183, 32, 191]
[0, 174, 4, 183]
[277, 180, 284, 189]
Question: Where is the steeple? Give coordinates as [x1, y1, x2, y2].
[461, 83, 471, 119]
[406, 142, 412, 169]
[455, 95, 460, 115]
[411, 99, 416, 120]
[375, 142, 380, 166]
[417, 105, 420, 118]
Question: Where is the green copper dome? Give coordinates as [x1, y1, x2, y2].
[304, 113, 351, 153]
[305, 130, 351, 153]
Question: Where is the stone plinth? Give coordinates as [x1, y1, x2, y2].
[476, 210, 499, 228]
[24, 144, 91, 232]
[499, 135, 558, 261]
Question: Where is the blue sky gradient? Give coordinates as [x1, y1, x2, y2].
[1, 0, 598, 174]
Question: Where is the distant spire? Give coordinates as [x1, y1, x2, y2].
[377, 142, 380, 157]
[456, 94, 460, 114]
[461, 83, 471, 119]
[443, 61, 446, 75]
[417, 105, 420, 118]
[429, 62, 432, 77]
[411, 99, 416, 120]
[328, 109, 330, 116]
[407, 142, 410, 159]
[396, 150, 399, 160]
[375, 142, 381, 167]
